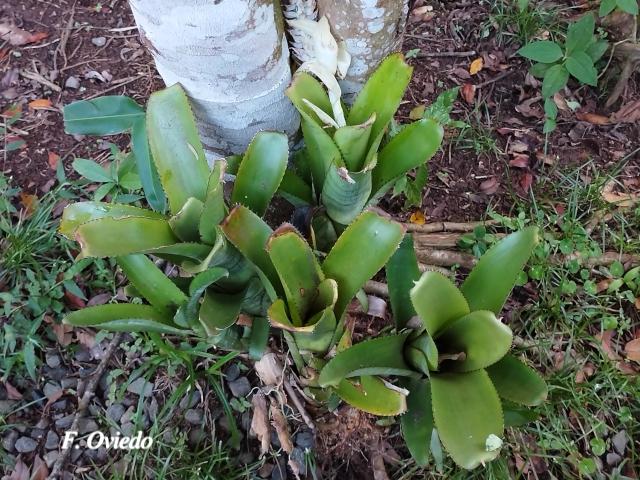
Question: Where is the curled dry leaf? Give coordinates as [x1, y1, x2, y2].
[509, 154, 530, 168]
[624, 339, 640, 362]
[28, 98, 53, 110]
[250, 393, 271, 456]
[47, 151, 60, 170]
[469, 57, 484, 75]
[409, 210, 426, 225]
[601, 180, 640, 207]
[31, 455, 49, 480]
[575, 362, 595, 384]
[4, 380, 23, 400]
[255, 353, 283, 386]
[520, 172, 534, 191]
[611, 100, 640, 124]
[8, 458, 29, 480]
[0, 23, 48, 46]
[576, 112, 610, 125]
[480, 177, 499, 195]
[270, 400, 294, 454]
[461, 83, 476, 104]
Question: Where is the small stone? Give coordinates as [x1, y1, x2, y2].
[71, 446, 83, 462]
[55, 414, 74, 429]
[259, 463, 274, 478]
[91, 36, 107, 47]
[2, 430, 18, 452]
[120, 422, 135, 436]
[98, 373, 110, 392]
[35, 419, 50, 429]
[612, 430, 628, 456]
[179, 391, 200, 410]
[224, 363, 241, 382]
[45, 430, 59, 450]
[30, 428, 46, 440]
[15, 436, 37, 453]
[85, 446, 108, 463]
[106, 403, 125, 423]
[127, 377, 153, 397]
[228, 377, 251, 397]
[46, 353, 61, 368]
[65, 76, 80, 90]
[43, 381, 61, 398]
[606, 453, 622, 466]
[185, 408, 204, 425]
[60, 377, 78, 390]
[78, 418, 99, 434]
[188, 428, 206, 447]
[44, 450, 60, 468]
[295, 430, 314, 449]
[43, 366, 68, 381]
[271, 458, 287, 480]
[52, 399, 68, 411]
[120, 406, 135, 424]
[290, 447, 307, 476]
[0, 400, 17, 415]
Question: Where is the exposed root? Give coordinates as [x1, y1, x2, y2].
[404, 219, 498, 233]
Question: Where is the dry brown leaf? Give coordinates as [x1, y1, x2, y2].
[509, 141, 530, 154]
[31, 455, 49, 480]
[255, 353, 283, 386]
[520, 172, 534, 191]
[76, 330, 96, 349]
[28, 98, 53, 110]
[409, 210, 426, 225]
[409, 105, 425, 120]
[624, 339, 640, 362]
[270, 401, 293, 454]
[611, 100, 640, 124]
[601, 179, 640, 207]
[64, 289, 86, 309]
[516, 97, 544, 119]
[51, 322, 74, 347]
[553, 93, 570, 111]
[0, 23, 48, 46]
[480, 177, 499, 195]
[19, 193, 38, 217]
[8, 458, 29, 480]
[1, 104, 22, 118]
[461, 83, 476, 104]
[575, 362, 595, 383]
[250, 393, 271, 456]
[597, 330, 621, 361]
[4, 381, 23, 400]
[576, 112, 610, 125]
[509, 154, 530, 168]
[635, 297, 640, 310]
[48, 151, 60, 170]
[469, 57, 484, 75]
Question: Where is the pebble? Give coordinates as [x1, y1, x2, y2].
[188, 428, 206, 447]
[30, 428, 46, 440]
[71, 446, 83, 462]
[45, 430, 59, 450]
[179, 391, 200, 410]
[120, 422, 135, 436]
[43, 381, 61, 398]
[85, 446, 108, 463]
[127, 377, 153, 397]
[15, 436, 37, 453]
[295, 430, 315, 449]
[46, 353, 61, 368]
[60, 377, 78, 390]
[228, 377, 251, 397]
[271, 458, 287, 480]
[120, 406, 135, 424]
[185, 408, 204, 425]
[35, 419, 50, 429]
[78, 418, 99, 434]
[224, 363, 241, 382]
[55, 414, 75, 429]
[106, 403, 126, 423]
[65, 76, 80, 90]
[52, 399, 68, 411]
[290, 447, 307, 476]
[607, 453, 622, 466]
[2, 430, 18, 452]
[91, 36, 107, 47]
[44, 450, 60, 468]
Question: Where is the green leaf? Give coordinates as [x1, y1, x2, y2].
[321, 167, 372, 225]
[322, 211, 405, 319]
[386, 234, 421, 330]
[199, 289, 245, 335]
[285, 72, 333, 126]
[23, 342, 36, 381]
[371, 119, 443, 200]
[63, 96, 143, 135]
[116, 254, 188, 317]
[231, 132, 288, 216]
[431, 370, 504, 469]
[293, 308, 337, 353]
[401, 377, 433, 466]
[617, 0, 639, 14]
[461, 227, 539, 313]
[318, 333, 414, 387]
[410, 271, 470, 337]
[249, 317, 270, 360]
[277, 170, 313, 207]
[72, 159, 113, 183]
[586, 40, 609, 62]
[423, 87, 459, 125]
[503, 405, 540, 427]
[74, 217, 177, 258]
[333, 114, 375, 172]
[199, 160, 226, 244]
[335, 376, 408, 416]
[64, 303, 174, 328]
[542, 65, 570, 98]
[169, 197, 204, 242]
[266, 225, 324, 326]
[435, 310, 513, 372]
[566, 14, 596, 55]
[599, 0, 617, 15]
[348, 54, 413, 154]
[530, 62, 553, 79]
[517, 41, 563, 63]
[131, 119, 166, 212]
[174, 267, 229, 328]
[146, 84, 209, 214]
[486, 354, 548, 406]
[565, 52, 598, 86]
[220, 205, 280, 293]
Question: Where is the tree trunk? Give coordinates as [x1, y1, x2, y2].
[317, 0, 409, 99]
[129, 0, 299, 158]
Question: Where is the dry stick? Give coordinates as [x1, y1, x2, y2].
[476, 70, 515, 89]
[85, 75, 144, 100]
[20, 70, 62, 92]
[49, 332, 124, 480]
[283, 380, 315, 431]
[404, 219, 498, 233]
[416, 50, 476, 58]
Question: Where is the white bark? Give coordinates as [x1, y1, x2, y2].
[129, 0, 299, 158]
[317, 0, 409, 99]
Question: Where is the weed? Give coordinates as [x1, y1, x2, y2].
[486, 0, 563, 46]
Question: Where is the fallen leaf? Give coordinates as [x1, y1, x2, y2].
[536, 151, 557, 165]
[409, 105, 425, 120]
[76, 330, 96, 349]
[597, 330, 621, 361]
[51, 322, 74, 347]
[508, 141, 530, 154]
[635, 297, 640, 310]
[4, 381, 23, 400]
[28, 98, 52, 110]
[8, 458, 29, 480]
[270, 400, 293, 454]
[611, 100, 640, 124]
[576, 112, 610, 125]
[480, 177, 499, 195]
[86, 292, 111, 306]
[19, 193, 38, 217]
[0, 23, 49, 46]
[601, 179, 639, 207]
[624, 339, 640, 362]
[516, 97, 544, 119]
[254, 353, 283, 386]
[47, 151, 60, 170]
[64, 289, 86, 309]
[575, 362, 595, 384]
[250, 393, 271, 456]
[31, 456, 49, 480]
[520, 172, 534, 191]
[509, 154, 530, 168]
[553, 93, 570, 111]
[409, 210, 426, 225]
[1, 104, 21, 118]
[461, 83, 476, 104]
[469, 57, 484, 75]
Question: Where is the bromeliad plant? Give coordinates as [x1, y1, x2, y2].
[59, 84, 288, 354]
[283, 54, 444, 247]
[316, 227, 548, 469]
[220, 206, 409, 413]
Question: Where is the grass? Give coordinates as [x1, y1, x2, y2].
[485, 0, 565, 46]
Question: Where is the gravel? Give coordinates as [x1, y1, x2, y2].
[228, 377, 251, 397]
[15, 436, 38, 453]
[295, 430, 315, 449]
[224, 363, 241, 382]
[44, 450, 60, 468]
[179, 390, 200, 410]
[78, 418, 99, 434]
[46, 353, 61, 368]
[91, 36, 107, 47]
[184, 408, 204, 425]
[127, 377, 154, 397]
[65, 76, 80, 90]
[45, 430, 59, 450]
[2, 430, 18, 452]
[43, 381, 61, 398]
[106, 403, 126, 423]
[55, 414, 75, 429]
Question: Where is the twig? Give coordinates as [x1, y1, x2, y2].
[404, 219, 498, 233]
[413, 232, 505, 248]
[476, 70, 515, 88]
[416, 49, 476, 58]
[283, 380, 315, 431]
[20, 70, 62, 92]
[85, 75, 144, 99]
[49, 332, 124, 479]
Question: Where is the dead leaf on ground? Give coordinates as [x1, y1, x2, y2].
[624, 339, 640, 362]
[409, 105, 425, 120]
[19, 193, 38, 217]
[635, 297, 640, 310]
[31, 456, 49, 480]
[64, 289, 86, 309]
[553, 93, 570, 111]
[597, 330, 622, 361]
[480, 177, 499, 195]
[0, 23, 48, 46]
[469, 57, 483, 75]
[4, 381, 23, 400]
[76, 330, 96, 349]
[28, 98, 53, 110]
[47, 151, 60, 170]
[611, 100, 640, 124]
[8, 458, 29, 480]
[508, 141, 530, 154]
[461, 83, 476, 103]
[50, 319, 74, 347]
[601, 179, 640, 207]
[409, 210, 426, 225]
[520, 172, 534, 191]
[516, 97, 544, 119]
[575, 362, 595, 383]
[509, 154, 530, 168]
[255, 353, 283, 386]
[576, 112, 610, 125]
[270, 400, 293, 454]
[250, 393, 271, 456]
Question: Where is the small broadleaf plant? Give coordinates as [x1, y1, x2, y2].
[517, 13, 608, 132]
[283, 53, 444, 249]
[60, 84, 288, 356]
[316, 227, 548, 469]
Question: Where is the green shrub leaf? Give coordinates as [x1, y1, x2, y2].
[617, 0, 639, 14]
[542, 65, 570, 97]
[566, 14, 595, 55]
[565, 52, 598, 86]
[517, 41, 563, 63]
